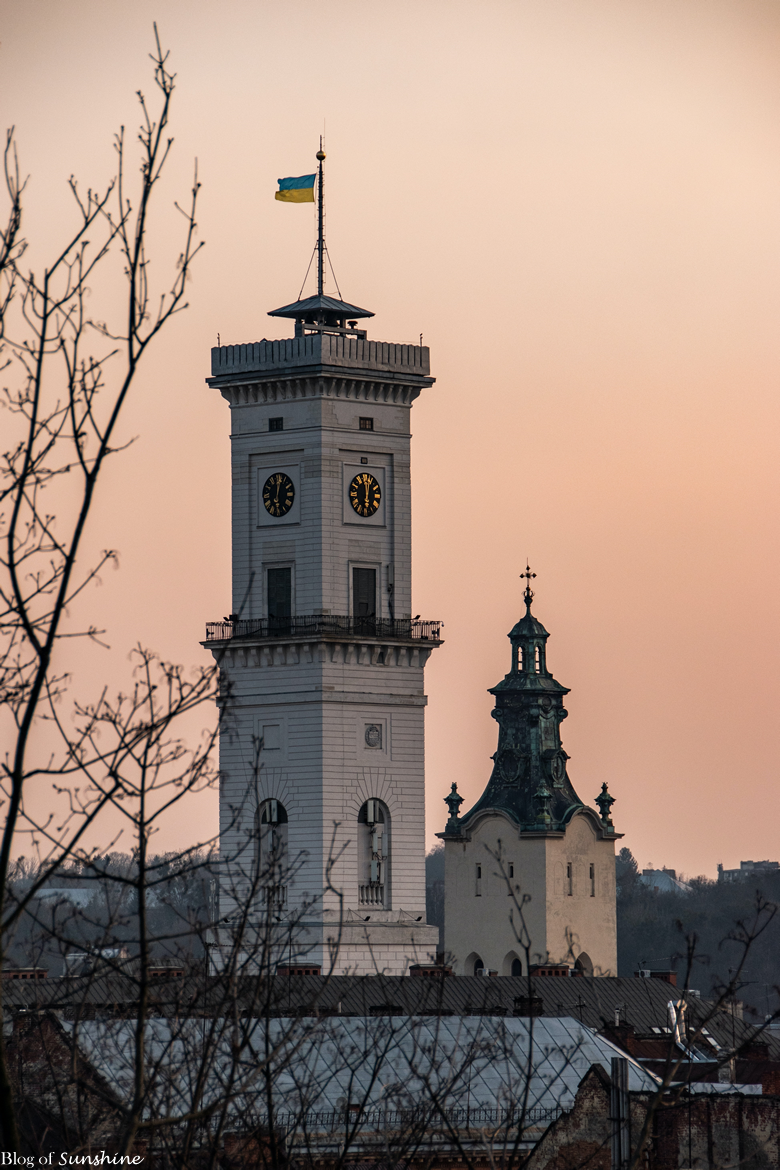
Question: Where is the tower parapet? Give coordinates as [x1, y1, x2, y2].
[209, 334, 432, 387]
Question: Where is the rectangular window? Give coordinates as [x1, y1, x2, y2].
[267, 567, 292, 633]
[476, 864, 482, 897]
[352, 567, 376, 631]
[269, 417, 283, 431]
[590, 863, 595, 897]
[566, 863, 573, 897]
[359, 417, 374, 431]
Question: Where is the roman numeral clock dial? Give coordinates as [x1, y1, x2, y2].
[349, 472, 381, 517]
[263, 472, 295, 517]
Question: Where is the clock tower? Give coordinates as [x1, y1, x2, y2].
[203, 157, 442, 973]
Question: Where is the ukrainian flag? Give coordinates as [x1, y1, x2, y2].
[275, 174, 316, 203]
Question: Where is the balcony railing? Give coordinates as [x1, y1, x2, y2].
[359, 884, 385, 906]
[205, 616, 442, 644]
[264, 885, 287, 910]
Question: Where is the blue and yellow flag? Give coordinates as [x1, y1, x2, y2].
[275, 174, 316, 203]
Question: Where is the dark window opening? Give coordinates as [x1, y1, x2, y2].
[267, 567, 292, 633]
[359, 417, 374, 431]
[474, 956, 484, 975]
[358, 800, 385, 825]
[260, 799, 288, 825]
[511, 958, 522, 977]
[566, 862, 573, 897]
[360, 456, 368, 464]
[590, 863, 595, 897]
[352, 567, 376, 632]
[256, 799, 289, 901]
[269, 417, 283, 432]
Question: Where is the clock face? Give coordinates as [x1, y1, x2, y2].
[262, 472, 295, 517]
[349, 472, 381, 518]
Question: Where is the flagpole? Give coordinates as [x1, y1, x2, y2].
[316, 139, 326, 296]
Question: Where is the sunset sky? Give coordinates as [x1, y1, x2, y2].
[4, 0, 780, 878]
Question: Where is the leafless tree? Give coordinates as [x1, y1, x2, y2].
[0, 26, 206, 1151]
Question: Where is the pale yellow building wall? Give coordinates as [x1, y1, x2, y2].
[443, 815, 547, 975]
[543, 813, 618, 975]
[442, 810, 617, 976]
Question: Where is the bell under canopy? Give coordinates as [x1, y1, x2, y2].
[269, 294, 374, 338]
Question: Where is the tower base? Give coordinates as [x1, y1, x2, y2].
[208, 912, 440, 977]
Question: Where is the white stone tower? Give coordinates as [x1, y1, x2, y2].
[203, 161, 441, 973]
[440, 572, 619, 977]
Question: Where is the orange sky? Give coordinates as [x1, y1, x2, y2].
[4, 0, 780, 877]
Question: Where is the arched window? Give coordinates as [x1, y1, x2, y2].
[474, 955, 485, 975]
[358, 799, 390, 907]
[511, 958, 522, 977]
[534, 645, 541, 673]
[255, 799, 288, 910]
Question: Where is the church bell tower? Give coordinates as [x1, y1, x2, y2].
[203, 150, 442, 974]
[440, 571, 619, 977]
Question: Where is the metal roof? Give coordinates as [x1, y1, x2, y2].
[64, 1014, 658, 1123]
[5, 975, 774, 1061]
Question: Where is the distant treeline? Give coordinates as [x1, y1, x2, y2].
[5, 852, 215, 975]
[616, 847, 780, 1020]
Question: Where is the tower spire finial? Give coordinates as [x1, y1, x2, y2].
[316, 138, 326, 297]
[520, 563, 536, 609]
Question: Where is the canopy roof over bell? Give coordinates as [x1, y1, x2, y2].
[268, 294, 374, 327]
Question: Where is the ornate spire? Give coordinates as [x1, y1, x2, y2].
[520, 563, 536, 609]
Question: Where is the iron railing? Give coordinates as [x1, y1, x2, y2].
[205, 616, 443, 643]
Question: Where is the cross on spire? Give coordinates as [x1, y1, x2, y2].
[520, 563, 536, 608]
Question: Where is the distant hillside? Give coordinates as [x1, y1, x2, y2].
[617, 847, 779, 1020]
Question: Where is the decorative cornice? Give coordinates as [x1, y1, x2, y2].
[216, 374, 425, 408]
[207, 640, 436, 670]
